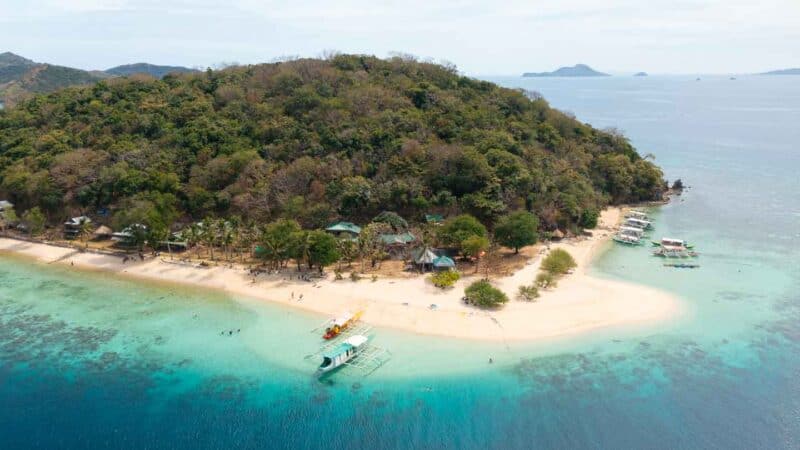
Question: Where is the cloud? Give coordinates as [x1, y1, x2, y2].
[1, 0, 798, 73]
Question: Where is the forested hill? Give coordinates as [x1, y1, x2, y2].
[0, 54, 664, 232]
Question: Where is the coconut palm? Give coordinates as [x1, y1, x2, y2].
[78, 217, 93, 249]
[201, 217, 217, 260]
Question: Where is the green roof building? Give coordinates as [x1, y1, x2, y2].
[326, 221, 362, 239]
[379, 231, 416, 246]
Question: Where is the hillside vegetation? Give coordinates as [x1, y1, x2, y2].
[0, 54, 664, 233]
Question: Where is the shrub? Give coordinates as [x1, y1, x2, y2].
[541, 249, 577, 275]
[430, 270, 461, 289]
[464, 280, 509, 308]
[535, 272, 557, 289]
[517, 285, 540, 301]
[579, 208, 599, 229]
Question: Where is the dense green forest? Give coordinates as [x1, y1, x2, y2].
[0, 54, 664, 234]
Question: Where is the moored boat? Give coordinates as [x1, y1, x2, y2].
[651, 237, 694, 249]
[624, 217, 653, 230]
[620, 226, 647, 237]
[613, 233, 643, 245]
[317, 335, 369, 373]
[323, 311, 362, 340]
[652, 247, 699, 258]
[625, 210, 650, 221]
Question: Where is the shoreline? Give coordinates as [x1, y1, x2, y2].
[0, 208, 683, 342]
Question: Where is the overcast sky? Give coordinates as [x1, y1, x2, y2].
[2, 0, 798, 75]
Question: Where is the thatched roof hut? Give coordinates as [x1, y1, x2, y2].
[93, 225, 113, 240]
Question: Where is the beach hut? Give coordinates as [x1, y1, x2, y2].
[380, 231, 417, 259]
[413, 247, 438, 272]
[112, 224, 147, 247]
[432, 255, 455, 271]
[383, 231, 416, 244]
[63, 216, 92, 239]
[92, 225, 113, 240]
[325, 221, 361, 240]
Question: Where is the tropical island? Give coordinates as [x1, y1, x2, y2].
[0, 54, 679, 340]
[523, 64, 610, 77]
[634, 72, 648, 77]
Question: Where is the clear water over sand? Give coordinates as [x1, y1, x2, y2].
[2, 75, 799, 448]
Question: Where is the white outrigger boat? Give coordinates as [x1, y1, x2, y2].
[620, 226, 647, 237]
[612, 225, 648, 246]
[624, 217, 653, 230]
[318, 335, 369, 373]
[651, 237, 694, 249]
[613, 233, 643, 246]
[625, 210, 650, 221]
[652, 247, 698, 258]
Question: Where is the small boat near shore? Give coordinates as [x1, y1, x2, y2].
[318, 335, 369, 373]
[651, 237, 694, 249]
[613, 234, 644, 246]
[624, 217, 653, 230]
[653, 247, 699, 258]
[323, 310, 362, 340]
[625, 210, 651, 221]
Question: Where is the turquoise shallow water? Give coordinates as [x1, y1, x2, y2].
[2, 75, 800, 449]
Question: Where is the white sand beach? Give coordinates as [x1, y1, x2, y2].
[0, 208, 682, 342]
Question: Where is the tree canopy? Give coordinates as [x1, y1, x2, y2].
[493, 210, 539, 253]
[0, 54, 664, 232]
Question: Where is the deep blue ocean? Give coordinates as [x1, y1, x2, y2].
[2, 74, 799, 449]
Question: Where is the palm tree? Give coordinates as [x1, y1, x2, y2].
[186, 223, 202, 259]
[78, 218, 93, 249]
[201, 217, 217, 261]
[220, 222, 235, 262]
[236, 222, 255, 263]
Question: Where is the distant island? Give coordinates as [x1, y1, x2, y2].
[106, 63, 198, 78]
[523, 64, 610, 77]
[760, 68, 800, 76]
[634, 72, 648, 77]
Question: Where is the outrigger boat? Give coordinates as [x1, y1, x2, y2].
[652, 247, 699, 258]
[625, 210, 650, 221]
[323, 310, 362, 340]
[623, 217, 653, 230]
[317, 335, 369, 373]
[613, 233, 643, 246]
[651, 237, 694, 249]
[620, 226, 647, 237]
